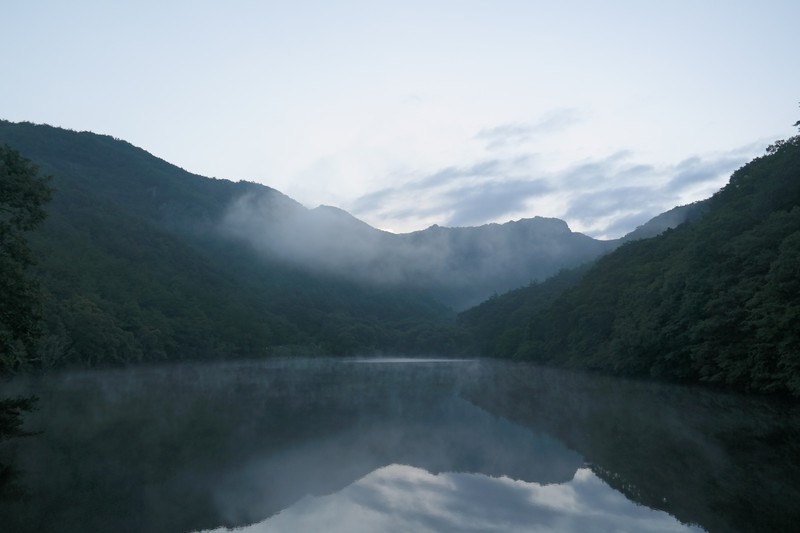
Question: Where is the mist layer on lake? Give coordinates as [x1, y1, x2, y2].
[1, 357, 798, 532]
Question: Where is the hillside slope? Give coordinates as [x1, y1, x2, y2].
[461, 135, 800, 394]
[0, 121, 461, 366]
[1, 119, 713, 368]
[220, 186, 620, 310]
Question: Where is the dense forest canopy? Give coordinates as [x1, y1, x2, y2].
[0, 145, 51, 372]
[2, 118, 799, 396]
[461, 131, 800, 395]
[0, 121, 467, 367]
[0, 120, 650, 368]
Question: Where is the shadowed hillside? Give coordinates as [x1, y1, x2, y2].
[461, 133, 800, 395]
[0, 119, 711, 369]
[0, 121, 462, 366]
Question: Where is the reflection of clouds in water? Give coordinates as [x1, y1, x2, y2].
[200, 465, 704, 533]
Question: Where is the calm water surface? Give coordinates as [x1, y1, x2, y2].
[1, 358, 798, 532]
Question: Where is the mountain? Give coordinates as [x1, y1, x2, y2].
[0, 121, 464, 367]
[0, 119, 712, 369]
[393, 218, 613, 309]
[619, 201, 709, 243]
[224, 193, 617, 309]
[1, 120, 627, 367]
[460, 134, 800, 395]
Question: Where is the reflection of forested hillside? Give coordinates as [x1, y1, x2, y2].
[0, 360, 581, 533]
[8, 360, 792, 533]
[462, 135, 800, 394]
[468, 362, 800, 533]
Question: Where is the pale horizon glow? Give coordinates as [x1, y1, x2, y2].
[198, 464, 704, 533]
[2, 1, 798, 238]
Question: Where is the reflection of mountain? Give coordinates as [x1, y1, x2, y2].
[211, 393, 582, 526]
[0, 360, 581, 533]
[468, 363, 800, 533]
[4, 360, 792, 533]
[203, 465, 701, 533]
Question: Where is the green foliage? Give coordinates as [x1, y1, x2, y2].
[0, 121, 467, 368]
[0, 146, 52, 372]
[463, 134, 800, 395]
[0, 396, 37, 440]
[458, 265, 590, 358]
[0, 146, 50, 500]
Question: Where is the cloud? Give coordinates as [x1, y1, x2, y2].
[600, 211, 656, 238]
[554, 149, 750, 237]
[476, 123, 536, 150]
[349, 157, 542, 227]
[563, 186, 655, 221]
[348, 187, 400, 215]
[665, 154, 747, 192]
[476, 109, 583, 150]
[202, 465, 703, 533]
[349, 119, 757, 239]
[417, 159, 505, 189]
[557, 151, 638, 188]
[445, 179, 552, 227]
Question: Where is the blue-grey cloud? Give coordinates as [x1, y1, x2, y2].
[552, 146, 755, 237]
[418, 159, 504, 188]
[349, 157, 530, 221]
[559, 151, 636, 187]
[349, 187, 400, 214]
[350, 160, 506, 216]
[445, 179, 552, 227]
[349, 138, 756, 240]
[665, 154, 747, 192]
[477, 109, 582, 150]
[600, 211, 655, 238]
[563, 186, 655, 221]
[476, 123, 535, 150]
[211, 465, 702, 533]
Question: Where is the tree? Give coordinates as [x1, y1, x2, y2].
[0, 145, 52, 372]
[0, 146, 51, 499]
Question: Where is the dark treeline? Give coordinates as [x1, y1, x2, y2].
[3, 119, 800, 396]
[460, 133, 800, 395]
[0, 121, 466, 370]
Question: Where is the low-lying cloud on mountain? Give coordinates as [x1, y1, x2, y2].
[348, 141, 754, 240]
[221, 186, 699, 310]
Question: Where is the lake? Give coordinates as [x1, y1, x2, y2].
[1, 358, 798, 532]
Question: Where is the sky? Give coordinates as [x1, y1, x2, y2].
[3, 1, 799, 238]
[206, 465, 702, 533]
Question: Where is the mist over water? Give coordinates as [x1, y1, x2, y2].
[1, 358, 798, 533]
[220, 191, 615, 308]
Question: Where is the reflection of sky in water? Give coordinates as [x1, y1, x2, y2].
[201, 464, 704, 533]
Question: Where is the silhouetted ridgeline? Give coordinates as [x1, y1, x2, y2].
[461, 135, 800, 395]
[5, 118, 792, 395]
[0, 121, 462, 366]
[1, 120, 637, 368]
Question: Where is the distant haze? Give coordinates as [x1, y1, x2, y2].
[2, 2, 798, 237]
[220, 188, 694, 309]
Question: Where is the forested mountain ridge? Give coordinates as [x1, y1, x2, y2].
[0, 121, 463, 366]
[0, 119, 655, 370]
[2, 120, 624, 310]
[461, 134, 800, 395]
[0, 119, 717, 370]
[224, 193, 618, 309]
